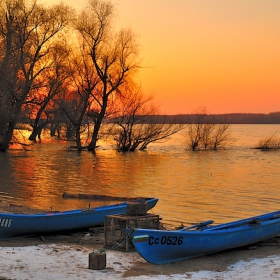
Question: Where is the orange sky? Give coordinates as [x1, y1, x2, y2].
[43, 0, 280, 114]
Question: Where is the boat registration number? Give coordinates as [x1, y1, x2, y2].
[148, 235, 183, 245]
[0, 218, 12, 228]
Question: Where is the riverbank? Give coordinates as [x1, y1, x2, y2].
[1, 200, 280, 279]
[1, 231, 280, 279]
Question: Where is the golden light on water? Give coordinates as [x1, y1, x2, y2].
[2, 125, 280, 227]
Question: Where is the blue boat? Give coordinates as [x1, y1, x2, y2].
[132, 210, 280, 264]
[0, 197, 158, 239]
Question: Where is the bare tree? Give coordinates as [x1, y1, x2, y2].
[187, 108, 209, 151]
[75, 0, 140, 151]
[211, 123, 232, 150]
[56, 39, 101, 150]
[25, 42, 71, 141]
[0, 0, 72, 150]
[111, 85, 183, 152]
[186, 108, 232, 151]
[254, 132, 280, 150]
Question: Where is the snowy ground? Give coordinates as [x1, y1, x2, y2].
[0, 244, 280, 280]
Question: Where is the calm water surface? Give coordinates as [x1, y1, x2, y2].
[0, 124, 279, 227]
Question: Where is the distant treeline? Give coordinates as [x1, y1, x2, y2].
[131, 112, 280, 124]
[20, 112, 280, 126]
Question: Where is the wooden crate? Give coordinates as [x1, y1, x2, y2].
[104, 214, 161, 251]
[126, 201, 147, 216]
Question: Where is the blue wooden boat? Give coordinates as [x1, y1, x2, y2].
[0, 197, 158, 239]
[132, 210, 280, 264]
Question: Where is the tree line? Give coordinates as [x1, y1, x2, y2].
[0, 0, 249, 153]
[0, 0, 182, 152]
[141, 112, 280, 124]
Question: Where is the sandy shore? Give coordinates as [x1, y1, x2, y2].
[1, 201, 280, 279]
[1, 230, 280, 279]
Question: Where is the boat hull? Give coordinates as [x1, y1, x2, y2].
[133, 210, 280, 264]
[0, 198, 158, 238]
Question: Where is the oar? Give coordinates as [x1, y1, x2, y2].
[179, 220, 214, 231]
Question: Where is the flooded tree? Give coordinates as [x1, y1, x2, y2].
[26, 42, 72, 141]
[75, 0, 140, 151]
[110, 85, 184, 152]
[58, 41, 100, 150]
[0, 0, 72, 150]
[186, 107, 232, 151]
[254, 132, 280, 150]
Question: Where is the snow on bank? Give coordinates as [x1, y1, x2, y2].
[0, 244, 280, 279]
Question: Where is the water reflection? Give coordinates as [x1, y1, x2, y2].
[0, 124, 280, 227]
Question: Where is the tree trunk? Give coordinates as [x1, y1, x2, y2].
[29, 125, 45, 142]
[50, 123, 56, 136]
[75, 126, 82, 151]
[88, 121, 100, 151]
[28, 104, 49, 141]
[0, 121, 16, 151]
[88, 95, 108, 151]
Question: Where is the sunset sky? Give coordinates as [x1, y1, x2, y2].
[43, 0, 280, 114]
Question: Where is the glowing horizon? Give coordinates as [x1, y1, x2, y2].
[42, 0, 280, 114]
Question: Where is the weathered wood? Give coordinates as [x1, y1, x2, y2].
[88, 252, 106, 270]
[62, 192, 144, 201]
[104, 214, 161, 251]
[126, 201, 147, 216]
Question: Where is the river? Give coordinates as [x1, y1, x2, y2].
[0, 124, 279, 227]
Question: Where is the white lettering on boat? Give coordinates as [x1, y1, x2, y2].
[148, 236, 183, 245]
[0, 218, 12, 228]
